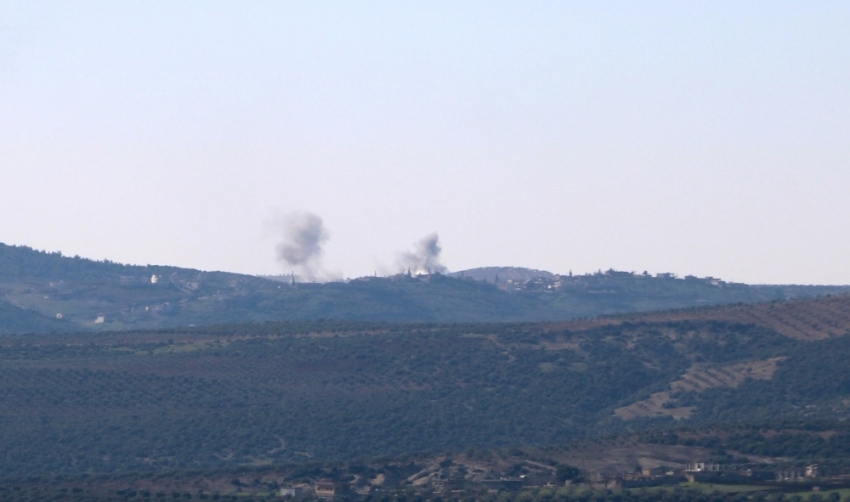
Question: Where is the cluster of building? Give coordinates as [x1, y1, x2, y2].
[595, 462, 826, 490]
[463, 269, 728, 294]
[278, 480, 337, 499]
[275, 461, 843, 499]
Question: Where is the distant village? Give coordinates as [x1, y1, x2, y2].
[338, 268, 730, 293]
[267, 456, 849, 500]
[454, 269, 728, 294]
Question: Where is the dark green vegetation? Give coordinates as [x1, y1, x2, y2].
[2, 290, 850, 478]
[0, 300, 69, 333]
[2, 243, 848, 333]
[643, 423, 850, 465]
[0, 437, 849, 502]
[2, 484, 848, 502]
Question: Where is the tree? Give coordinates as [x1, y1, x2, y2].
[555, 464, 581, 483]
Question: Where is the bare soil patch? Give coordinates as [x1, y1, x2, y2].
[615, 357, 784, 420]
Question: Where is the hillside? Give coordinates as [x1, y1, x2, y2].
[0, 301, 76, 335]
[2, 243, 849, 333]
[1, 294, 850, 476]
[3, 424, 850, 501]
[556, 292, 850, 340]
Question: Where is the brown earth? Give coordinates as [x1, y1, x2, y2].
[615, 358, 785, 420]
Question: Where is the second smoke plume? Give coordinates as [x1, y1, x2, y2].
[397, 233, 447, 275]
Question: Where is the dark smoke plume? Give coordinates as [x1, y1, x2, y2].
[273, 211, 328, 280]
[397, 233, 447, 275]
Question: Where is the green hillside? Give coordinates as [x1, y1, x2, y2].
[0, 301, 75, 334]
[2, 243, 848, 333]
[1, 293, 849, 476]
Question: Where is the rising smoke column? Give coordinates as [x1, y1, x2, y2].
[273, 211, 329, 280]
[397, 233, 447, 275]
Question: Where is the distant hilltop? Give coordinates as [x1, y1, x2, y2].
[2, 242, 850, 334]
[449, 266, 555, 283]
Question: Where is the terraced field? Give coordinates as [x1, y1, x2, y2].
[615, 358, 785, 420]
[559, 293, 850, 340]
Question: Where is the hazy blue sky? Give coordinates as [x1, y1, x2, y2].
[2, 1, 849, 284]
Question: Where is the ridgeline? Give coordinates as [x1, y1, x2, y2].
[1, 242, 847, 333]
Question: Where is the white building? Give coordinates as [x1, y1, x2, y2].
[686, 463, 720, 472]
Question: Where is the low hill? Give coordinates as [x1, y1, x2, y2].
[2, 242, 849, 333]
[1, 293, 850, 476]
[449, 266, 555, 282]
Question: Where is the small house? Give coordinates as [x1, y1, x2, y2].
[315, 480, 340, 499]
[806, 464, 819, 478]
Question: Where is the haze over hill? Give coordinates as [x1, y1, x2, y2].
[2, 242, 849, 334]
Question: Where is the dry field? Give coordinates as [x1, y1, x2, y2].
[615, 357, 785, 420]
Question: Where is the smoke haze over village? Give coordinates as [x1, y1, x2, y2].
[270, 210, 447, 281]
[396, 233, 447, 276]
